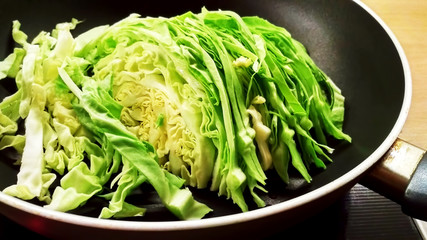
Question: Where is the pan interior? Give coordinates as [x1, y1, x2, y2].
[0, 0, 405, 220]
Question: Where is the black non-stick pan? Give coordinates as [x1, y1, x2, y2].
[0, 0, 422, 239]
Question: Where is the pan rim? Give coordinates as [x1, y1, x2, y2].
[0, 0, 412, 233]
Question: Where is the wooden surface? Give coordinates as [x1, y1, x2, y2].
[361, 0, 427, 150]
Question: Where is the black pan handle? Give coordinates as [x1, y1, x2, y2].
[402, 152, 427, 220]
[360, 138, 427, 221]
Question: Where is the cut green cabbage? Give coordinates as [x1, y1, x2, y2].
[0, 8, 351, 219]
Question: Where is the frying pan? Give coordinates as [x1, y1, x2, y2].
[0, 0, 421, 239]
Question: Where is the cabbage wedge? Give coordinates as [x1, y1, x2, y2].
[0, 8, 350, 218]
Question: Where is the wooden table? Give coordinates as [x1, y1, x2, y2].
[362, 0, 427, 150]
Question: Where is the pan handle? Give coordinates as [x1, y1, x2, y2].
[360, 138, 427, 221]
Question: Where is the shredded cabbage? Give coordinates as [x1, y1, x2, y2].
[0, 8, 351, 219]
